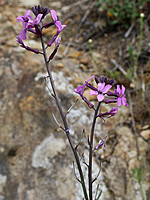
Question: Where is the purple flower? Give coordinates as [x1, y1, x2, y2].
[28, 14, 43, 26]
[74, 75, 95, 108]
[105, 85, 128, 106]
[89, 82, 112, 102]
[16, 10, 31, 28]
[16, 10, 32, 40]
[16, 35, 39, 54]
[97, 107, 118, 118]
[74, 76, 95, 95]
[114, 85, 128, 106]
[27, 14, 43, 37]
[55, 21, 66, 33]
[16, 9, 43, 40]
[47, 10, 66, 47]
[50, 9, 66, 32]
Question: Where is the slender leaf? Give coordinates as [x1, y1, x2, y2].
[96, 190, 102, 200]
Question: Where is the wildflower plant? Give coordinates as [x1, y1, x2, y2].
[16, 5, 128, 200]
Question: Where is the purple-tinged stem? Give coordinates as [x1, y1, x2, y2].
[40, 25, 88, 200]
[88, 102, 101, 200]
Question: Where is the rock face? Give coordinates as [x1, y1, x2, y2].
[0, 1, 149, 200]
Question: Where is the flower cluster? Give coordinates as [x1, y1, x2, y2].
[74, 75, 128, 121]
[16, 5, 66, 58]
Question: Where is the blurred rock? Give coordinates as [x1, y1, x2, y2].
[50, 1, 62, 9]
[140, 129, 150, 140]
[32, 134, 66, 169]
[68, 51, 82, 59]
[79, 56, 89, 65]
[0, 174, 7, 193]
[19, 0, 40, 7]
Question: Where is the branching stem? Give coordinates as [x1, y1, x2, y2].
[40, 26, 88, 200]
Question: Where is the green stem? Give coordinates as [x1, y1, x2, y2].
[40, 31, 88, 200]
[134, 15, 144, 79]
[140, 182, 147, 200]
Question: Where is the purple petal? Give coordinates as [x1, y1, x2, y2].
[61, 24, 67, 30]
[55, 21, 66, 32]
[122, 96, 127, 106]
[101, 84, 112, 93]
[22, 21, 28, 28]
[34, 14, 43, 24]
[121, 85, 125, 94]
[74, 84, 86, 96]
[87, 75, 95, 82]
[28, 15, 34, 22]
[89, 90, 98, 96]
[97, 94, 104, 102]
[24, 10, 31, 18]
[117, 97, 122, 106]
[116, 85, 121, 94]
[16, 16, 23, 22]
[50, 9, 57, 21]
[19, 28, 27, 40]
[98, 82, 105, 91]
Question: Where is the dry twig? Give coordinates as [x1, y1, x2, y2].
[110, 58, 128, 77]
[127, 90, 140, 160]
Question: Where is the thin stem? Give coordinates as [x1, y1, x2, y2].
[134, 15, 144, 80]
[140, 182, 147, 200]
[88, 102, 101, 200]
[40, 30, 88, 200]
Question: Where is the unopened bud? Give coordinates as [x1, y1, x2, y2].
[88, 39, 92, 44]
[140, 13, 144, 18]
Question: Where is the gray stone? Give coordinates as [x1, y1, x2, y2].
[0, 195, 4, 200]
[32, 134, 66, 169]
[19, 0, 40, 7]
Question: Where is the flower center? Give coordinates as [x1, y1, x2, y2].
[98, 90, 102, 94]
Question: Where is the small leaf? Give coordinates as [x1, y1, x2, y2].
[96, 190, 102, 200]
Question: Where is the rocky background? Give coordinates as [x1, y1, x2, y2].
[0, 0, 149, 200]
